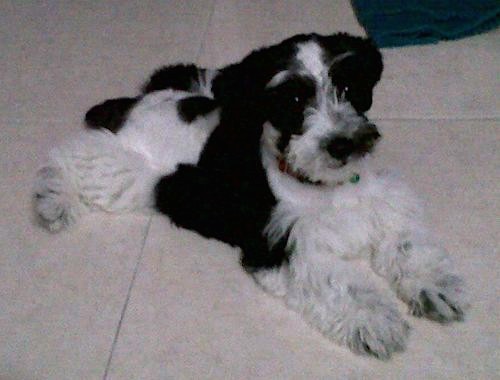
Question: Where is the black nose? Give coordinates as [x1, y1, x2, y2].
[326, 124, 381, 162]
[326, 137, 355, 163]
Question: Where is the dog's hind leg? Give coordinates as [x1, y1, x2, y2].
[83, 66, 217, 133]
[34, 130, 157, 232]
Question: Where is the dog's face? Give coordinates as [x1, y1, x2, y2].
[260, 38, 382, 186]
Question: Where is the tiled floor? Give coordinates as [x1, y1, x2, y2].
[1, 1, 498, 379]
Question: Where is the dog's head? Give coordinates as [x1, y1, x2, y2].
[214, 33, 383, 186]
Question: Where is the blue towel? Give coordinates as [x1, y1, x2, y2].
[352, 0, 500, 48]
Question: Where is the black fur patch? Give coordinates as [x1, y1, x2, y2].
[323, 34, 383, 113]
[142, 63, 205, 94]
[177, 96, 218, 123]
[265, 75, 317, 152]
[84, 97, 139, 133]
[85, 33, 384, 271]
[154, 33, 384, 271]
[212, 33, 383, 114]
[155, 100, 289, 271]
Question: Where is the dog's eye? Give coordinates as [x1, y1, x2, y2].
[336, 85, 349, 99]
[293, 95, 300, 103]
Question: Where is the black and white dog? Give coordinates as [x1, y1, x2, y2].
[34, 33, 468, 359]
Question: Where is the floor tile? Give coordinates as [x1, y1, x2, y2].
[198, 0, 364, 68]
[0, 0, 214, 125]
[372, 29, 500, 120]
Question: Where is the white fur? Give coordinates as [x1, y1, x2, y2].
[286, 93, 366, 184]
[296, 41, 326, 82]
[257, 135, 468, 358]
[34, 89, 219, 231]
[255, 44, 468, 356]
[194, 69, 219, 98]
[266, 70, 291, 89]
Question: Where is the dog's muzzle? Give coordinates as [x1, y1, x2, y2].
[325, 124, 381, 164]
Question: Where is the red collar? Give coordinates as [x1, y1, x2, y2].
[277, 156, 360, 186]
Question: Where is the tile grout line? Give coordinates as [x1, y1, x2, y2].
[102, 214, 154, 380]
[4, 117, 500, 125]
[371, 117, 500, 122]
[195, 0, 217, 61]
[99, 7, 218, 372]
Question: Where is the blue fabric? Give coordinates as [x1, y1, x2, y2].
[352, 0, 500, 48]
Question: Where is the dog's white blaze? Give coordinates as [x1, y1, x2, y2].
[296, 41, 326, 81]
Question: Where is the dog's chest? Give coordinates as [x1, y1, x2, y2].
[265, 169, 391, 260]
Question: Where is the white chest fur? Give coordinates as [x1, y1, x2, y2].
[262, 150, 422, 266]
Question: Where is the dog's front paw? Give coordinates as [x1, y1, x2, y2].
[407, 274, 468, 323]
[343, 289, 410, 360]
[347, 314, 410, 360]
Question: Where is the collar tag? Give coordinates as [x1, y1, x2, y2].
[349, 173, 360, 184]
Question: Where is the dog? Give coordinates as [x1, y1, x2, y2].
[34, 32, 468, 359]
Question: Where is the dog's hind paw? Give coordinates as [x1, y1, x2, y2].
[34, 166, 79, 232]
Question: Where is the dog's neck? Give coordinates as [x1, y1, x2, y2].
[276, 155, 360, 187]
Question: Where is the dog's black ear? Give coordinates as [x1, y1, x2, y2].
[322, 33, 383, 86]
[322, 34, 383, 113]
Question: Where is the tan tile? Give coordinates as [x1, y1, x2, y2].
[375, 120, 499, 251]
[0, 1, 214, 124]
[198, 0, 364, 68]
[0, 215, 151, 380]
[371, 29, 500, 119]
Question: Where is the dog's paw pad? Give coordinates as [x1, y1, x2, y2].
[34, 166, 75, 232]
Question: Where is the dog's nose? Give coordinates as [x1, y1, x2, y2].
[326, 124, 381, 163]
[326, 136, 355, 163]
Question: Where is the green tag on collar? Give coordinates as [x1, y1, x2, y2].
[349, 173, 360, 184]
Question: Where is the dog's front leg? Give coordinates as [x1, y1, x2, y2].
[370, 179, 469, 323]
[254, 255, 410, 360]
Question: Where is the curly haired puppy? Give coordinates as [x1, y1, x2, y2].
[34, 33, 468, 359]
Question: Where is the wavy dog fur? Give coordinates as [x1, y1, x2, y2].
[34, 33, 468, 359]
